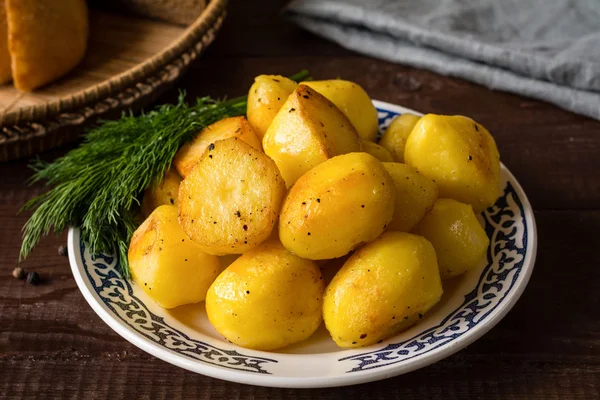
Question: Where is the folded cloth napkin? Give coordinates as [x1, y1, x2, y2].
[284, 0, 600, 120]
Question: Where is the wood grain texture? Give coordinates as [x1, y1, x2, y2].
[1, 0, 599, 398]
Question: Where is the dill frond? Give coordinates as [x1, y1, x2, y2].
[20, 70, 309, 278]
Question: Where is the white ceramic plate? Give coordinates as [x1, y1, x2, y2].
[69, 100, 537, 388]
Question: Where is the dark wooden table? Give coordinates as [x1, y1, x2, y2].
[2, 1, 599, 398]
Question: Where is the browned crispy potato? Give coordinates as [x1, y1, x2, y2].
[303, 80, 379, 142]
[383, 162, 438, 232]
[140, 168, 182, 217]
[404, 115, 501, 211]
[178, 137, 286, 255]
[247, 75, 298, 139]
[173, 116, 262, 178]
[279, 152, 395, 260]
[379, 114, 421, 162]
[6, 0, 88, 91]
[128, 205, 220, 309]
[413, 198, 489, 279]
[263, 84, 362, 187]
[362, 140, 394, 162]
[206, 239, 324, 351]
[323, 232, 442, 347]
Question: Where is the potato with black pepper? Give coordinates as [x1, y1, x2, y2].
[263, 84, 362, 187]
[128, 205, 220, 309]
[413, 198, 489, 279]
[247, 75, 298, 139]
[178, 137, 286, 256]
[379, 113, 420, 162]
[323, 232, 442, 348]
[279, 152, 395, 260]
[404, 114, 501, 211]
[206, 239, 325, 351]
[173, 116, 262, 178]
[140, 168, 182, 217]
[303, 80, 379, 142]
[361, 140, 394, 162]
[383, 162, 438, 232]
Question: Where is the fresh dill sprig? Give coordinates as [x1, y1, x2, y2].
[20, 70, 309, 278]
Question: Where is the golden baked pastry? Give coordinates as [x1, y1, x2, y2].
[6, 0, 88, 91]
[0, 0, 11, 84]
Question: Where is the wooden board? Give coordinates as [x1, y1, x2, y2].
[1, 0, 599, 398]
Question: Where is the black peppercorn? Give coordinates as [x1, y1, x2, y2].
[26, 271, 40, 285]
[58, 245, 68, 257]
[12, 267, 26, 279]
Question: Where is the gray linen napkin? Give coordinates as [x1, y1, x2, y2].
[284, 0, 600, 120]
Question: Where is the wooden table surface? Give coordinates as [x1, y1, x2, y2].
[2, 1, 599, 398]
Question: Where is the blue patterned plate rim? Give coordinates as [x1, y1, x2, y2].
[69, 100, 537, 388]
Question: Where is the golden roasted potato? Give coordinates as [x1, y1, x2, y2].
[413, 198, 489, 279]
[263, 84, 362, 187]
[247, 75, 298, 139]
[379, 113, 420, 162]
[323, 232, 442, 348]
[404, 115, 501, 211]
[128, 205, 220, 309]
[140, 168, 182, 217]
[206, 239, 324, 351]
[383, 162, 438, 232]
[178, 137, 286, 256]
[279, 152, 395, 260]
[361, 140, 394, 162]
[173, 116, 262, 178]
[303, 80, 379, 142]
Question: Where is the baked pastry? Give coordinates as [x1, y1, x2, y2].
[6, 0, 89, 91]
[0, 1, 11, 84]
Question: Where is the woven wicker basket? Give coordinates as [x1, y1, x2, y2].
[0, 0, 227, 162]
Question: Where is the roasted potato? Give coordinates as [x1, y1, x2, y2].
[128, 205, 220, 309]
[279, 152, 395, 260]
[379, 113, 420, 162]
[247, 75, 298, 139]
[263, 84, 362, 187]
[361, 140, 394, 162]
[413, 198, 489, 279]
[206, 239, 325, 351]
[404, 115, 501, 211]
[383, 162, 438, 232]
[173, 116, 262, 178]
[303, 80, 379, 142]
[178, 137, 286, 255]
[323, 232, 442, 347]
[140, 168, 182, 217]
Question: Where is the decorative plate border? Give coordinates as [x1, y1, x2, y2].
[341, 181, 526, 371]
[80, 244, 277, 374]
[339, 106, 527, 372]
[70, 101, 537, 388]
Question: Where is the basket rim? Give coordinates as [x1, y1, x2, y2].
[0, 0, 228, 127]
